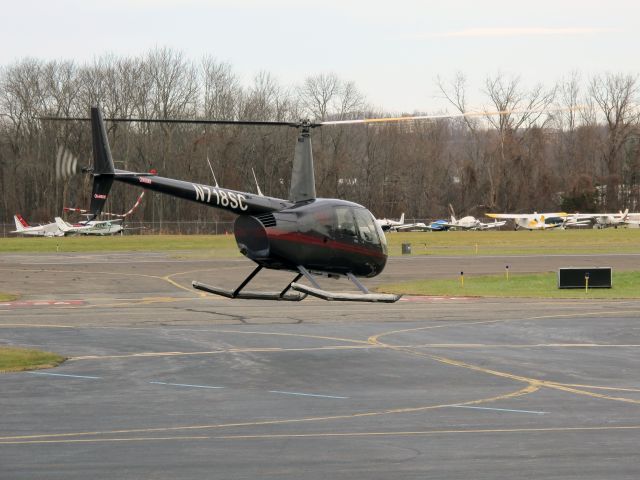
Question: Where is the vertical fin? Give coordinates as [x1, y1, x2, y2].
[289, 128, 316, 203]
[14, 215, 27, 230]
[88, 107, 115, 218]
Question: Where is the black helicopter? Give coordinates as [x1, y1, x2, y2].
[59, 107, 400, 302]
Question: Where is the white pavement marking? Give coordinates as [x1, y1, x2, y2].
[149, 381, 225, 389]
[449, 405, 547, 415]
[269, 390, 349, 399]
[27, 372, 101, 380]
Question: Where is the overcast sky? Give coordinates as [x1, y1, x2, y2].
[2, 0, 638, 113]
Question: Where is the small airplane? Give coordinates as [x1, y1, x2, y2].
[434, 205, 504, 231]
[486, 212, 570, 230]
[11, 214, 64, 237]
[54, 217, 124, 235]
[375, 213, 405, 231]
[569, 209, 640, 229]
[56, 191, 146, 235]
[375, 213, 434, 232]
[440, 214, 506, 231]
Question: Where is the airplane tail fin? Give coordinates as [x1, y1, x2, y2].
[54, 217, 72, 233]
[14, 214, 28, 231]
[621, 208, 629, 220]
[399, 213, 405, 224]
[88, 106, 115, 219]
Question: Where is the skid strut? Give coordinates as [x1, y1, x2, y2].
[193, 265, 307, 301]
[291, 266, 402, 303]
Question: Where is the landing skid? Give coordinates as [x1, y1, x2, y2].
[290, 283, 401, 303]
[192, 265, 306, 301]
[192, 265, 401, 303]
[291, 267, 402, 303]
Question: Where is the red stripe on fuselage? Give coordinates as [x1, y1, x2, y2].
[266, 228, 386, 259]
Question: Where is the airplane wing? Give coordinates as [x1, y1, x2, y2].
[487, 212, 568, 219]
[486, 213, 529, 220]
[393, 222, 432, 231]
[478, 220, 507, 229]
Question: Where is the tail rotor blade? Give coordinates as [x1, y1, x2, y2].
[56, 146, 63, 180]
[56, 146, 79, 180]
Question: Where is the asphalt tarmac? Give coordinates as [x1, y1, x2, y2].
[1, 252, 640, 479]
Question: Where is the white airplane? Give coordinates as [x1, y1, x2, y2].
[569, 209, 640, 228]
[54, 217, 124, 235]
[376, 213, 405, 231]
[11, 214, 64, 237]
[441, 214, 506, 230]
[486, 212, 570, 230]
[375, 213, 435, 232]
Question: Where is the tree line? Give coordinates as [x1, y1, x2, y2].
[1, 47, 639, 230]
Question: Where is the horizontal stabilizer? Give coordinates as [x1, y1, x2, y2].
[290, 283, 401, 303]
[192, 281, 306, 301]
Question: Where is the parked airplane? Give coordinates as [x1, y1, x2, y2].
[55, 191, 145, 235]
[54, 217, 124, 235]
[394, 219, 453, 231]
[12, 191, 144, 237]
[376, 213, 405, 231]
[486, 212, 569, 230]
[441, 214, 506, 230]
[11, 214, 64, 237]
[569, 209, 639, 228]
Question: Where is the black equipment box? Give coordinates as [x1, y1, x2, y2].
[558, 267, 612, 289]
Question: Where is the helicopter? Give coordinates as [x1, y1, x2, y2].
[51, 107, 408, 302]
[49, 106, 574, 302]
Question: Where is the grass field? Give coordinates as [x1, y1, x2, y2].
[0, 234, 241, 256]
[0, 347, 65, 373]
[384, 228, 640, 256]
[378, 271, 640, 299]
[0, 229, 639, 256]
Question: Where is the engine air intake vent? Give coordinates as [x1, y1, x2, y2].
[256, 213, 276, 228]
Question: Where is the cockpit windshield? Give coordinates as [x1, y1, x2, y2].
[352, 208, 380, 244]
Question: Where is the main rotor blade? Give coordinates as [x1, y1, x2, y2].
[39, 116, 309, 128]
[39, 105, 582, 128]
[320, 106, 584, 125]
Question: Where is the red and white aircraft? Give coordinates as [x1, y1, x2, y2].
[11, 214, 64, 237]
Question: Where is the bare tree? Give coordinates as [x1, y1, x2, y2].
[588, 73, 640, 209]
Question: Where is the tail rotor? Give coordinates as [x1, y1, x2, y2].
[55, 146, 79, 181]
